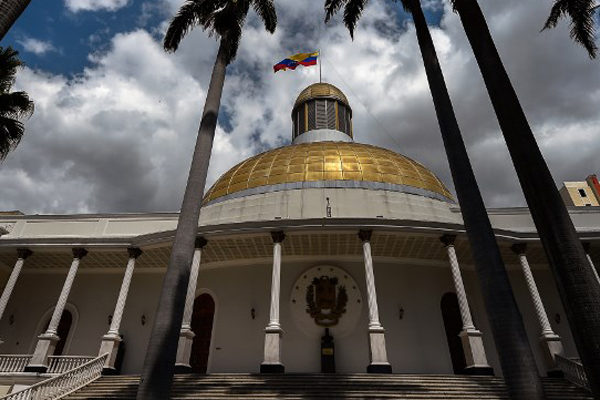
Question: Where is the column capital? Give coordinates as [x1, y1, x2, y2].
[511, 243, 527, 256]
[582, 242, 591, 253]
[195, 236, 208, 249]
[72, 247, 88, 259]
[271, 231, 285, 243]
[16, 248, 33, 260]
[127, 247, 143, 259]
[440, 234, 456, 247]
[358, 229, 372, 242]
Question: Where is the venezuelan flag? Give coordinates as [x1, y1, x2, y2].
[274, 51, 319, 73]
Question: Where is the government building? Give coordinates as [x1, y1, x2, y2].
[0, 83, 597, 398]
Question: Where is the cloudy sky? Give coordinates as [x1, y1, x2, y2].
[0, 0, 598, 214]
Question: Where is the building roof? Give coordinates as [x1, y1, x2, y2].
[202, 141, 453, 205]
[293, 82, 350, 110]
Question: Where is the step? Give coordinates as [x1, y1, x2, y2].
[63, 374, 593, 400]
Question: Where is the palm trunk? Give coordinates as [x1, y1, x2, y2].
[451, 0, 600, 397]
[136, 39, 228, 400]
[0, 0, 31, 40]
[406, 1, 545, 398]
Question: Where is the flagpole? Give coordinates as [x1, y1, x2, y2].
[319, 49, 322, 83]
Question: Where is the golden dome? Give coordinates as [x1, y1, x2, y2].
[203, 142, 453, 204]
[294, 83, 350, 110]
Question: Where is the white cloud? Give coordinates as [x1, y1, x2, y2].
[65, 0, 129, 12]
[2, 0, 599, 213]
[17, 38, 57, 55]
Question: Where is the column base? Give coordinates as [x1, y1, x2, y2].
[539, 332, 564, 372]
[99, 333, 122, 373]
[25, 332, 59, 373]
[459, 329, 492, 373]
[174, 365, 193, 374]
[367, 328, 391, 372]
[260, 363, 285, 373]
[261, 327, 284, 373]
[175, 328, 195, 373]
[367, 363, 392, 373]
[547, 369, 564, 378]
[463, 366, 494, 376]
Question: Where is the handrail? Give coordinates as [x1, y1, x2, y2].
[555, 354, 590, 391]
[0, 353, 108, 400]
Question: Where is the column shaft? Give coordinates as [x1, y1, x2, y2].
[107, 248, 141, 336]
[182, 248, 202, 329]
[445, 245, 476, 331]
[362, 240, 382, 329]
[267, 241, 282, 329]
[47, 253, 84, 334]
[0, 249, 32, 321]
[517, 253, 554, 336]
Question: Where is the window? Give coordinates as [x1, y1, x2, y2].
[579, 189, 588, 198]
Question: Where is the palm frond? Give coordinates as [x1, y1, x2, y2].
[343, 0, 369, 38]
[0, 116, 24, 161]
[164, 0, 211, 52]
[543, 0, 598, 58]
[252, 0, 277, 33]
[0, 47, 23, 93]
[324, 0, 348, 23]
[0, 92, 34, 118]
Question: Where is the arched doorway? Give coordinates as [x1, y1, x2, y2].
[440, 292, 466, 374]
[41, 310, 73, 355]
[190, 293, 215, 373]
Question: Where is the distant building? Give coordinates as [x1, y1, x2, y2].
[560, 175, 600, 207]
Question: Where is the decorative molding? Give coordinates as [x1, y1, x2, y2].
[16, 248, 33, 259]
[127, 247, 143, 259]
[72, 248, 88, 259]
[195, 236, 208, 249]
[511, 243, 527, 255]
[439, 234, 456, 247]
[270, 231, 285, 243]
[358, 229, 372, 242]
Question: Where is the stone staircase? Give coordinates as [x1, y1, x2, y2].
[63, 374, 593, 399]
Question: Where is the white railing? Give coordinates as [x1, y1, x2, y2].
[1, 353, 108, 400]
[47, 356, 95, 374]
[556, 354, 590, 391]
[0, 355, 32, 373]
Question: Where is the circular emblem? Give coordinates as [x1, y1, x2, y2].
[289, 265, 363, 338]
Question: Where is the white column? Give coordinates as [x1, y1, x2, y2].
[26, 248, 87, 372]
[261, 231, 285, 373]
[0, 249, 32, 323]
[582, 242, 600, 285]
[440, 235, 492, 374]
[359, 230, 391, 373]
[511, 243, 563, 372]
[175, 237, 207, 373]
[99, 247, 142, 373]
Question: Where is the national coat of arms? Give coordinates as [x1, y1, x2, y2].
[306, 276, 348, 327]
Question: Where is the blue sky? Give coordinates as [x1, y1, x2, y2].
[0, 0, 598, 214]
[4, 1, 168, 75]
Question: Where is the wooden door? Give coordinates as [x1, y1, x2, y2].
[190, 293, 215, 373]
[440, 292, 467, 374]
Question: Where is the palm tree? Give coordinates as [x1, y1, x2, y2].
[0, 46, 33, 161]
[324, 0, 545, 398]
[542, 0, 599, 58]
[135, 1, 275, 398]
[0, 0, 32, 40]
[449, 0, 600, 396]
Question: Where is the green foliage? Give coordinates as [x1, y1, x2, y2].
[543, 0, 598, 58]
[0, 47, 33, 162]
[164, 0, 277, 64]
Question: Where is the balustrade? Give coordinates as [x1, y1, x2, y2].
[555, 354, 590, 391]
[0, 355, 32, 373]
[1, 353, 107, 400]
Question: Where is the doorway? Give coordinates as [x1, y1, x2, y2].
[41, 310, 73, 355]
[440, 292, 466, 374]
[190, 293, 215, 373]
